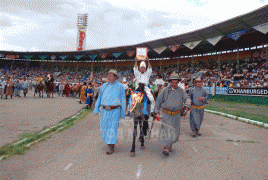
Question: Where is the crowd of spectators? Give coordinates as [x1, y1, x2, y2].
[0, 55, 267, 89]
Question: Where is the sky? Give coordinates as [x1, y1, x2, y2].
[0, 0, 267, 52]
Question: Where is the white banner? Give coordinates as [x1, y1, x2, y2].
[183, 40, 201, 50]
[153, 46, 167, 54]
[253, 22, 268, 34]
[206, 35, 223, 46]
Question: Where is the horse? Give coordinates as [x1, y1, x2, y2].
[45, 80, 54, 98]
[129, 83, 150, 157]
[70, 85, 81, 98]
[34, 83, 44, 98]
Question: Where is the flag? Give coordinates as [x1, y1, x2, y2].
[75, 55, 83, 60]
[59, 55, 68, 60]
[89, 54, 98, 61]
[23, 55, 33, 60]
[39, 55, 48, 60]
[51, 55, 56, 60]
[100, 53, 107, 59]
[127, 50, 135, 57]
[227, 29, 246, 41]
[112, 52, 122, 58]
[169, 45, 179, 52]
[184, 40, 202, 50]
[153, 46, 167, 54]
[206, 35, 223, 46]
[253, 22, 268, 34]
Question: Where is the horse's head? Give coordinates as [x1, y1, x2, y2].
[136, 83, 145, 93]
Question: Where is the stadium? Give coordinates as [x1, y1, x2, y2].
[0, 3, 268, 180]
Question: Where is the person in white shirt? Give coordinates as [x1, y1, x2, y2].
[153, 74, 165, 86]
[134, 57, 155, 114]
[178, 78, 186, 91]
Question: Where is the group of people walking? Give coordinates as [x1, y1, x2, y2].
[93, 56, 209, 156]
[0, 76, 30, 99]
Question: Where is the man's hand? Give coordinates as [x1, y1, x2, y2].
[185, 107, 190, 114]
[198, 97, 205, 101]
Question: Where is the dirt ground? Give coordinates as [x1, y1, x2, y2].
[0, 99, 267, 179]
[0, 89, 86, 147]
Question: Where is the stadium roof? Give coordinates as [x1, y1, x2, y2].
[1, 5, 268, 61]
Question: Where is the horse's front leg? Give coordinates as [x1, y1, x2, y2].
[130, 118, 138, 157]
[139, 118, 145, 150]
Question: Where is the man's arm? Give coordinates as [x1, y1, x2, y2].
[134, 57, 138, 69]
[146, 56, 151, 69]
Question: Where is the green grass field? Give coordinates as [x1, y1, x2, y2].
[205, 99, 268, 124]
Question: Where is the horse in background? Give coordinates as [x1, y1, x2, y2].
[34, 83, 44, 98]
[70, 84, 81, 98]
[45, 80, 54, 98]
[129, 83, 150, 157]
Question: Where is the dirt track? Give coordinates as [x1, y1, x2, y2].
[0, 97, 267, 179]
[0, 90, 86, 147]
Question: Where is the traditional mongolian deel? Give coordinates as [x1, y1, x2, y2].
[93, 81, 126, 144]
[188, 86, 209, 134]
[154, 85, 191, 148]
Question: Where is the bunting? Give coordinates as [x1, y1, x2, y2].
[169, 45, 179, 52]
[23, 55, 33, 60]
[39, 55, 48, 60]
[59, 55, 68, 60]
[184, 40, 201, 50]
[89, 54, 98, 61]
[227, 29, 246, 41]
[206, 35, 223, 46]
[100, 53, 107, 59]
[51, 55, 56, 60]
[127, 50, 135, 57]
[112, 52, 122, 58]
[75, 55, 83, 60]
[253, 22, 268, 34]
[153, 46, 167, 54]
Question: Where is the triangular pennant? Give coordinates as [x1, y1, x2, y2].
[100, 53, 107, 59]
[23, 55, 33, 60]
[227, 29, 246, 41]
[184, 40, 202, 50]
[89, 54, 98, 61]
[206, 35, 223, 46]
[39, 55, 48, 60]
[169, 45, 179, 52]
[75, 55, 83, 60]
[51, 55, 56, 60]
[127, 50, 135, 57]
[59, 55, 68, 60]
[112, 52, 122, 58]
[253, 22, 268, 34]
[153, 46, 167, 54]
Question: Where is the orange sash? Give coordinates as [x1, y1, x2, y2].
[191, 105, 204, 109]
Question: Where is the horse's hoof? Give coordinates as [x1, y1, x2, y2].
[130, 152, 135, 157]
[141, 146, 145, 150]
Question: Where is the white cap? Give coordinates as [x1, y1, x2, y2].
[140, 61, 146, 68]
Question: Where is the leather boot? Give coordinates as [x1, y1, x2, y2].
[106, 144, 114, 155]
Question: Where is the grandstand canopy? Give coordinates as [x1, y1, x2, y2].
[0, 5, 267, 62]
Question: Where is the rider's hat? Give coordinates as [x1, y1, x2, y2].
[140, 61, 146, 68]
[107, 69, 118, 77]
[168, 72, 181, 81]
